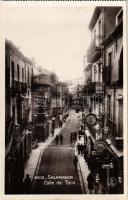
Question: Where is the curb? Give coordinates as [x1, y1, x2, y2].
[77, 157, 89, 194]
[77, 161, 86, 194]
[31, 123, 66, 186]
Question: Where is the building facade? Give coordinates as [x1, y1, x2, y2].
[103, 8, 123, 143]
[86, 7, 104, 117]
[32, 70, 70, 140]
[5, 39, 33, 193]
[84, 7, 123, 193]
[32, 69, 53, 141]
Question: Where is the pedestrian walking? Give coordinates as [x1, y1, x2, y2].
[70, 133, 73, 143]
[52, 118, 55, 129]
[94, 173, 100, 194]
[51, 128, 54, 136]
[81, 124, 84, 131]
[80, 144, 83, 154]
[73, 132, 76, 141]
[55, 135, 59, 145]
[83, 148, 88, 161]
[59, 120, 63, 128]
[71, 132, 74, 142]
[74, 131, 77, 141]
[77, 144, 81, 155]
[59, 133, 63, 145]
[78, 135, 81, 141]
[87, 172, 94, 194]
[24, 174, 32, 194]
[73, 156, 78, 170]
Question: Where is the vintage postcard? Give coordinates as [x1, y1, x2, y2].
[0, 1, 127, 200]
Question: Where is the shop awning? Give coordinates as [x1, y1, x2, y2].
[85, 129, 95, 143]
[106, 140, 123, 158]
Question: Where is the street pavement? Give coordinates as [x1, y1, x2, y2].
[32, 111, 83, 194]
[24, 127, 63, 181]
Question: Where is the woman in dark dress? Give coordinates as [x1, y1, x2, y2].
[87, 172, 94, 194]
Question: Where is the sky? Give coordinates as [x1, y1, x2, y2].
[3, 6, 94, 81]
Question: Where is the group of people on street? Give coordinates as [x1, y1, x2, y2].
[17, 174, 32, 194]
[87, 171, 104, 194]
[58, 120, 63, 128]
[55, 133, 64, 145]
[77, 143, 85, 155]
[70, 131, 77, 143]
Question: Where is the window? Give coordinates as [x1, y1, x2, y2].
[108, 52, 112, 66]
[25, 65, 26, 82]
[98, 19, 101, 44]
[22, 68, 24, 82]
[93, 66, 96, 82]
[17, 64, 20, 81]
[118, 99, 123, 137]
[11, 61, 14, 83]
[28, 68, 29, 83]
[107, 95, 111, 118]
[6, 56, 10, 89]
[12, 105, 15, 124]
[94, 29, 96, 44]
[114, 42, 118, 58]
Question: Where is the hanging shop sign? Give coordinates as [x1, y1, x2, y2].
[84, 113, 97, 126]
[94, 140, 107, 153]
[102, 163, 113, 169]
[91, 150, 101, 156]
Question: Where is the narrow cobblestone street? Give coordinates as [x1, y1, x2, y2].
[32, 111, 83, 194]
[4, 5, 124, 196]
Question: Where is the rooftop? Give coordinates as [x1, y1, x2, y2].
[5, 39, 32, 65]
[88, 7, 103, 31]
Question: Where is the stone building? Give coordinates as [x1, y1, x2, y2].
[55, 81, 70, 123]
[86, 7, 104, 117]
[5, 39, 33, 194]
[32, 69, 53, 141]
[103, 8, 123, 143]
[84, 7, 123, 193]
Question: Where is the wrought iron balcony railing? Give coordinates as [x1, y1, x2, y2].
[87, 35, 102, 63]
[11, 81, 28, 96]
[106, 117, 123, 138]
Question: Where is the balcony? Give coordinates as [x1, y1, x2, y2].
[87, 35, 102, 63]
[95, 82, 103, 95]
[21, 83, 27, 94]
[10, 81, 28, 96]
[11, 81, 21, 96]
[86, 82, 96, 95]
[103, 20, 123, 47]
[103, 66, 111, 85]
[106, 118, 117, 137]
[33, 74, 52, 87]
